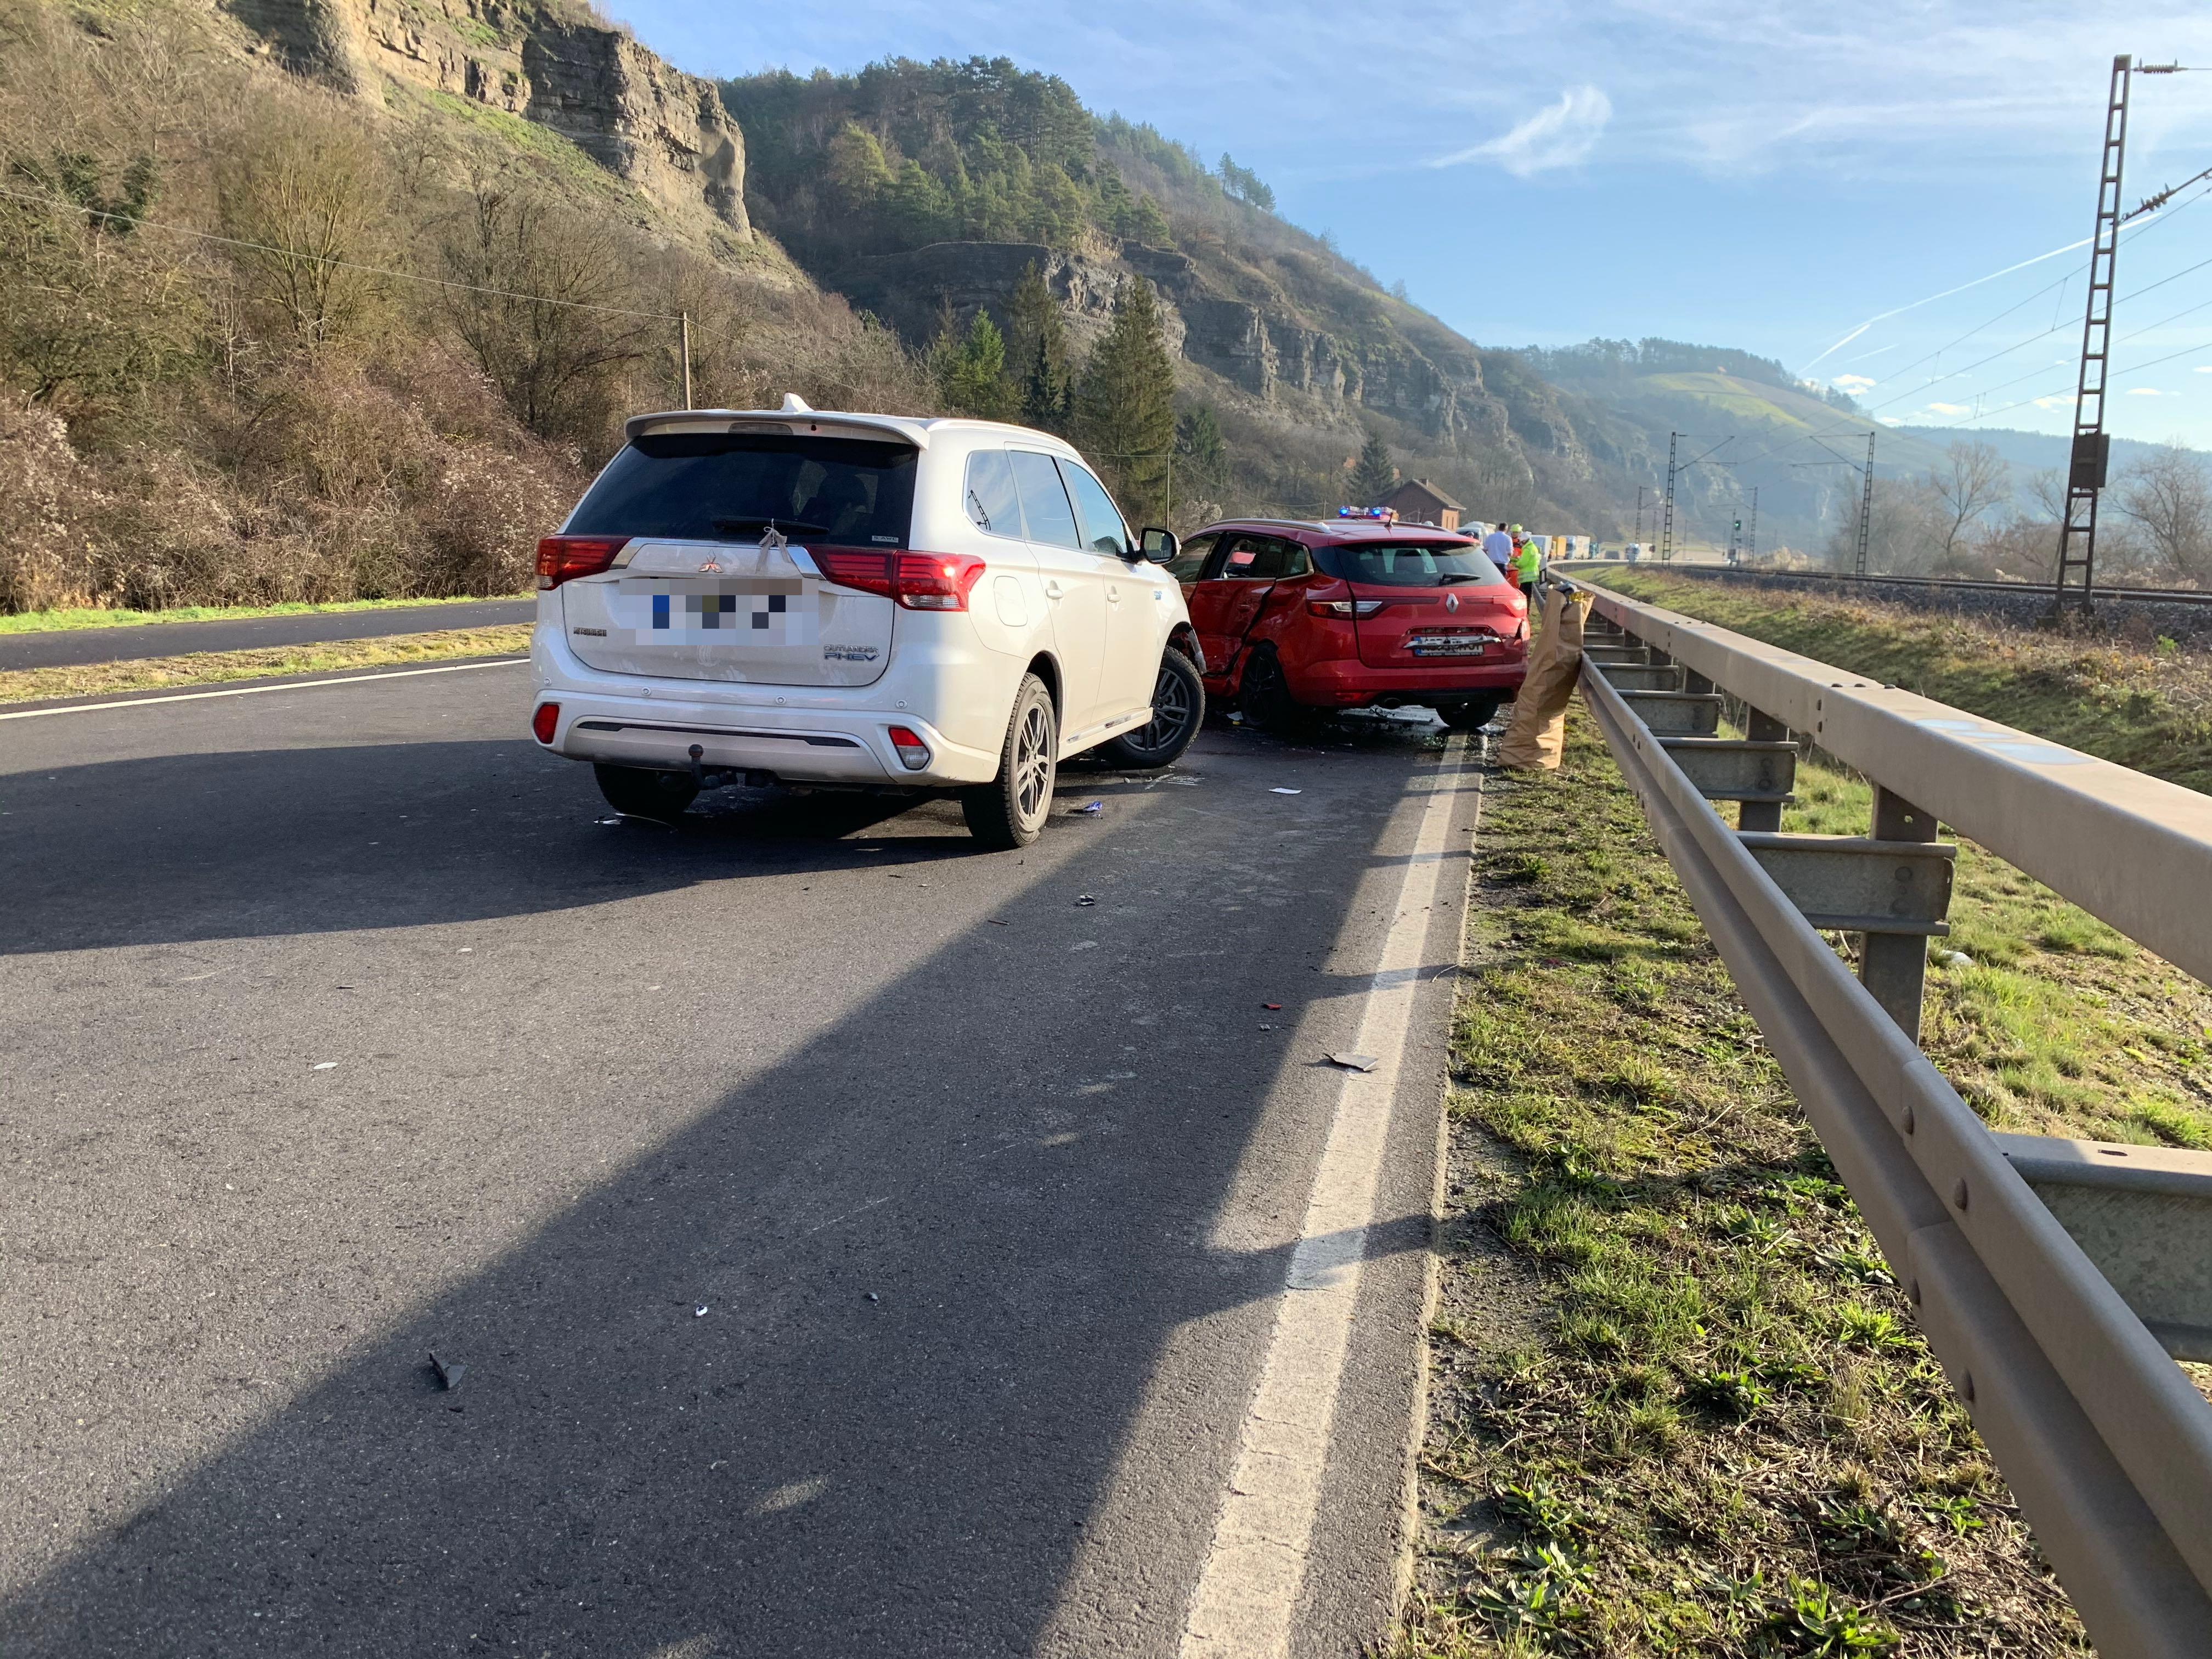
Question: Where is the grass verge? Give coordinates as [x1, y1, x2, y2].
[1584, 569, 2212, 794]
[0, 594, 529, 635]
[0, 625, 533, 704]
[1397, 713, 2091, 1656]
[1784, 753, 2212, 1146]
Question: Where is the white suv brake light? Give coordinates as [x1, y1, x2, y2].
[812, 549, 987, 611]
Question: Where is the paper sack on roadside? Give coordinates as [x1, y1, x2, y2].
[1495, 584, 1593, 771]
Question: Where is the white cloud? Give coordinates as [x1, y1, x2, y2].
[1926, 401, 1970, 415]
[1877, 416, 1905, 426]
[2032, 395, 2073, 409]
[2127, 387, 2166, 396]
[1430, 85, 1611, 177]
[1832, 374, 1877, 393]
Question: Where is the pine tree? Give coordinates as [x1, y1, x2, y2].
[947, 311, 1014, 420]
[1176, 403, 1226, 488]
[1074, 276, 1177, 523]
[1348, 427, 1397, 505]
[927, 302, 1015, 420]
[1006, 261, 1070, 430]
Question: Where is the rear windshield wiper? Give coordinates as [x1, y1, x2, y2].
[1437, 571, 1497, 584]
[711, 516, 831, 537]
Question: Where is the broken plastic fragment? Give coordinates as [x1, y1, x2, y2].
[1075, 895, 1098, 907]
[427, 1351, 464, 1391]
[1075, 800, 1103, 815]
[1263, 1003, 1282, 1010]
[695, 1305, 709, 1318]
[1271, 787, 1302, 795]
[311, 1061, 338, 1071]
[1325, 1052, 1381, 1073]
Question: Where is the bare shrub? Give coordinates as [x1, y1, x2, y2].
[0, 394, 110, 611]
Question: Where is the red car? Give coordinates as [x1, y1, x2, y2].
[1167, 518, 1528, 731]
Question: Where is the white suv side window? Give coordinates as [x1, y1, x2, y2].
[1059, 461, 1131, 557]
[1008, 450, 1082, 549]
[963, 448, 1024, 540]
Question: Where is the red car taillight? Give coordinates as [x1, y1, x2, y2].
[531, 702, 560, 744]
[536, 536, 627, 590]
[813, 550, 987, 611]
[1308, 598, 1384, 617]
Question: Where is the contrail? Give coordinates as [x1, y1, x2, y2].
[1796, 234, 2094, 376]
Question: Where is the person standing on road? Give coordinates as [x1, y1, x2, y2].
[1481, 520, 1514, 577]
[1511, 535, 1541, 605]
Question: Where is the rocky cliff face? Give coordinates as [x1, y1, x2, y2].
[220, 0, 748, 239]
[827, 236, 1596, 479]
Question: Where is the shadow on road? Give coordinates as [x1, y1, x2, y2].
[2, 726, 1459, 1656]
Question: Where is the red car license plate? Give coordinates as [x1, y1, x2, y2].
[1409, 635, 1486, 657]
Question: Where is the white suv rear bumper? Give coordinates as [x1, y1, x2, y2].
[530, 622, 1003, 786]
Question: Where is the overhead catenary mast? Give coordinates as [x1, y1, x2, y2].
[2052, 56, 2135, 612]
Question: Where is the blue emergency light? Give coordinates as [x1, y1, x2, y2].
[1336, 506, 1397, 523]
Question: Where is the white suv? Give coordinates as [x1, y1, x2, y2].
[529, 399, 1206, 847]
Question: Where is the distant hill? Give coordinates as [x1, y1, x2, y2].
[1519, 343, 1953, 551]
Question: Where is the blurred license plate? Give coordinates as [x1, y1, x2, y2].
[1409, 636, 1486, 657]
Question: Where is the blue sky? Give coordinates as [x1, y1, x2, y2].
[619, 0, 2212, 448]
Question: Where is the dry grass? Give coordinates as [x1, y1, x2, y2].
[0, 624, 530, 703]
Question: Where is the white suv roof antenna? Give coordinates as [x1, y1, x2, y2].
[780, 393, 814, 414]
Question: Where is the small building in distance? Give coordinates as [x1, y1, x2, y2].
[1378, 478, 1463, 531]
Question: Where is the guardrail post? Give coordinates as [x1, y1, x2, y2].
[1740, 711, 1791, 832]
[1861, 787, 1941, 1039]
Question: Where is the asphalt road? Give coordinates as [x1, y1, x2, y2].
[0, 599, 536, 672]
[0, 664, 1485, 1658]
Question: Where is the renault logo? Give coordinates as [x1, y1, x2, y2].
[1443, 592, 1460, 613]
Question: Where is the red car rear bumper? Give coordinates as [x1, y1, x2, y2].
[1285, 656, 1527, 706]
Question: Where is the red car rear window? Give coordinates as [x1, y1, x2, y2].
[1313, 541, 1504, 589]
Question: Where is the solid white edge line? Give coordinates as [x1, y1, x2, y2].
[0, 657, 531, 721]
[1178, 735, 1469, 1659]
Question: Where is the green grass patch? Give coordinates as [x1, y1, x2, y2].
[0, 594, 527, 634]
[1396, 710, 2088, 1656]
[1765, 743, 2212, 1141]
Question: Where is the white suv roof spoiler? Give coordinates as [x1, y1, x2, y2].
[623, 408, 932, 448]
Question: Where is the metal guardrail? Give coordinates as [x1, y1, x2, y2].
[1554, 578, 2212, 1658]
[1556, 560, 2212, 608]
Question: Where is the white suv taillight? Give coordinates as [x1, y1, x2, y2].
[813, 550, 986, 611]
[536, 536, 627, 590]
[887, 725, 931, 770]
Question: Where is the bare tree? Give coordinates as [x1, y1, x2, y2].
[219, 122, 391, 349]
[1829, 475, 1943, 574]
[2112, 444, 2212, 585]
[1927, 440, 2010, 571]
[441, 173, 651, 441]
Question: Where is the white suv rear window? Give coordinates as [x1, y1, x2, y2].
[568, 433, 918, 546]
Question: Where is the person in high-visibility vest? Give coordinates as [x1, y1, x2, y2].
[1511, 535, 1541, 606]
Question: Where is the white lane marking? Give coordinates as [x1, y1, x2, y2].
[1179, 736, 1468, 1659]
[0, 657, 529, 721]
